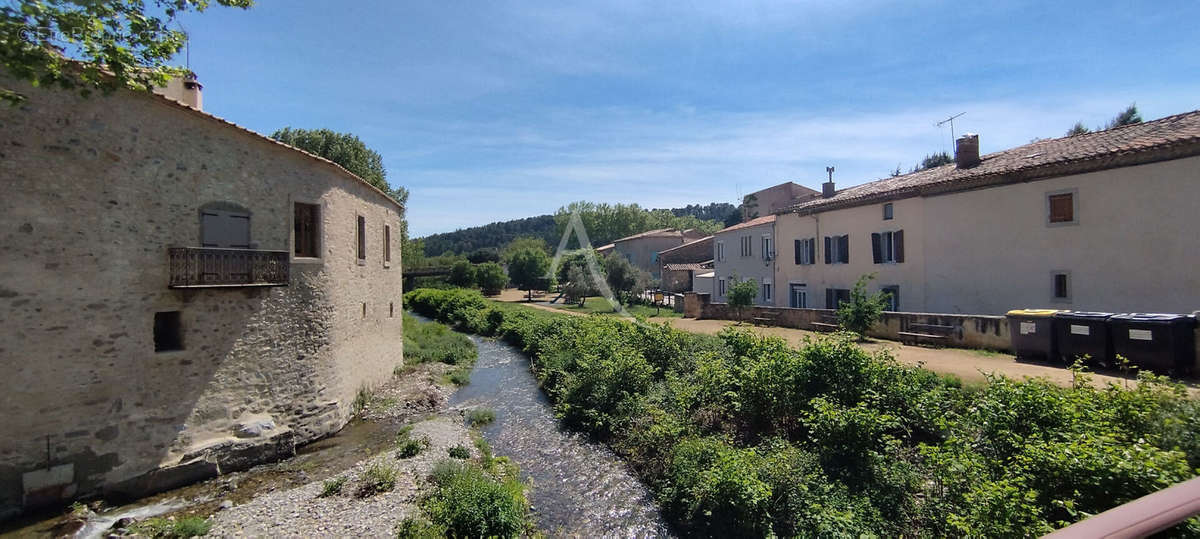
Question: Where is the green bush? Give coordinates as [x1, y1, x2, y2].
[357, 461, 399, 497]
[400, 286, 1200, 536]
[397, 437, 430, 459]
[424, 460, 529, 538]
[836, 273, 890, 336]
[467, 408, 496, 427]
[447, 260, 476, 288]
[475, 262, 509, 296]
[448, 445, 471, 459]
[319, 476, 347, 498]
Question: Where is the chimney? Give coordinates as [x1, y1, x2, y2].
[955, 133, 980, 168]
[153, 72, 203, 111]
[822, 166, 836, 198]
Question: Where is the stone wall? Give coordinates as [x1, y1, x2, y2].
[692, 296, 1012, 351]
[0, 77, 404, 517]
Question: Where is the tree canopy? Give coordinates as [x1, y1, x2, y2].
[1065, 103, 1143, 137]
[554, 201, 724, 249]
[507, 246, 551, 301]
[269, 127, 406, 206]
[1, 0, 253, 104]
[603, 254, 649, 306]
[727, 275, 758, 321]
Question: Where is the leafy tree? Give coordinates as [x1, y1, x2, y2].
[563, 265, 601, 305]
[553, 201, 724, 248]
[603, 254, 649, 307]
[740, 194, 760, 221]
[727, 276, 758, 323]
[447, 260, 476, 288]
[474, 262, 507, 296]
[918, 152, 953, 170]
[502, 236, 549, 262]
[507, 247, 551, 301]
[836, 274, 890, 337]
[1105, 103, 1142, 129]
[269, 127, 406, 203]
[1, 0, 253, 105]
[554, 249, 604, 285]
[466, 248, 500, 264]
[1065, 122, 1091, 137]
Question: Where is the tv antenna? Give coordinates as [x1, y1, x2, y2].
[825, 166, 834, 182]
[936, 112, 966, 153]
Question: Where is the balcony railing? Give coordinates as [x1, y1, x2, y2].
[168, 247, 290, 288]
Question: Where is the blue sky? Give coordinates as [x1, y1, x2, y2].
[177, 1, 1200, 237]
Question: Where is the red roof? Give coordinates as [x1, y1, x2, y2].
[719, 214, 775, 233]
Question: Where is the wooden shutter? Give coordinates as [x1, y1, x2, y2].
[202, 210, 250, 248]
[1048, 193, 1074, 223]
[894, 230, 904, 263]
[826, 288, 835, 309]
[357, 215, 366, 260]
[824, 237, 832, 264]
[794, 239, 802, 264]
[839, 235, 849, 263]
[871, 233, 882, 264]
[808, 238, 815, 265]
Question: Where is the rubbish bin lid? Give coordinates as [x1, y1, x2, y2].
[1052, 311, 1114, 320]
[1110, 313, 1195, 323]
[1006, 309, 1061, 318]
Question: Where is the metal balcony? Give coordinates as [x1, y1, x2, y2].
[168, 247, 290, 288]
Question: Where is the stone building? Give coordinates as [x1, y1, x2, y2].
[607, 228, 707, 280]
[0, 73, 404, 517]
[658, 236, 713, 293]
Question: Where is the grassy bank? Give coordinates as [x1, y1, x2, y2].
[405, 288, 1200, 536]
[401, 312, 478, 385]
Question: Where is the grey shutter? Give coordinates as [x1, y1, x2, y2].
[871, 233, 882, 264]
[824, 237, 832, 264]
[228, 215, 250, 248]
[794, 239, 802, 265]
[894, 230, 905, 263]
[826, 288, 835, 309]
[808, 238, 815, 265]
[201, 211, 221, 247]
[839, 235, 849, 263]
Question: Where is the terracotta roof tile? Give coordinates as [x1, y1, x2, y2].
[718, 214, 775, 233]
[786, 110, 1200, 215]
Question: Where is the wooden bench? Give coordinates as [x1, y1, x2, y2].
[897, 323, 960, 346]
[810, 314, 840, 332]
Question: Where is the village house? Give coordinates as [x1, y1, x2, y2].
[738, 181, 820, 221]
[604, 228, 707, 281]
[0, 73, 404, 517]
[657, 235, 713, 293]
[771, 111, 1200, 315]
[711, 215, 777, 305]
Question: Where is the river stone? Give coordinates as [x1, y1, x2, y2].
[234, 418, 276, 438]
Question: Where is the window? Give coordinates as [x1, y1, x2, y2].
[718, 278, 726, 296]
[882, 285, 900, 311]
[356, 215, 366, 262]
[154, 311, 183, 352]
[1047, 191, 1076, 224]
[384, 224, 392, 264]
[789, 284, 807, 308]
[824, 235, 849, 264]
[761, 235, 773, 260]
[1053, 272, 1071, 301]
[294, 202, 319, 257]
[716, 241, 725, 262]
[740, 235, 753, 257]
[871, 230, 905, 263]
[825, 288, 851, 309]
[794, 238, 816, 265]
[761, 279, 773, 302]
[201, 209, 250, 248]
[883, 203, 894, 220]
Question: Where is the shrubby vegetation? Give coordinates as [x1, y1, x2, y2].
[397, 459, 532, 538]
[401, 312, 477, 385]
[404, 287, 1200, 536]
[836, 273, 890, 336]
